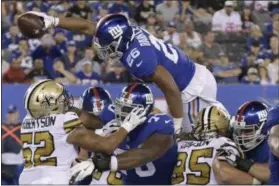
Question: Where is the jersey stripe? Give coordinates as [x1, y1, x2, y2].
[64, 119, 82, 133]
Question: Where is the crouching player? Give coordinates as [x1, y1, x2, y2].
[70, 83, 178, 185]
[78, 86, 123, 185]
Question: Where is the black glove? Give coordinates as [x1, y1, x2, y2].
[92, 153, 111, 172]
[235, 158, 255, 173]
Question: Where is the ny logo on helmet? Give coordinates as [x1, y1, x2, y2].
[108, 25, 123, 39]
[257, 110, 267, 122]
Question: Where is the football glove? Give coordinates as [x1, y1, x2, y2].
[20, 11, 59, 30]
[69, 158, 95, 185]
[121, 106, 149, 133]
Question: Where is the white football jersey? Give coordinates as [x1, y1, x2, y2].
[172, 137, 242, 185]
[19, 112, 81, 184]
[91, 170, 123, 185]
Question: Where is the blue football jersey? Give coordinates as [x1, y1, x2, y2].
[245, 138, 269, 163]
[266, 105, 279, 184]
[116, 113, 178, 185]
[98, 104, 116, 125]
[121, 26, 196, 91]
[269, 138, 279, 185]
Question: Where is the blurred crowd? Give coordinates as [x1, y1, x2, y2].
[1, 0, 279, 85]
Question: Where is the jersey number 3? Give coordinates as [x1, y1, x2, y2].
[172, 148, 213, 185]
[21, 131, 57, 168]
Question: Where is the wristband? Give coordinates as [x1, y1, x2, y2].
[110, 156, 118, 171]
[54, 17, 59, 26]
[236, 158, 254, 172]
[121, 122, 132, 133]
[252, 178, 261, 185]
[173, 117, 183, 132]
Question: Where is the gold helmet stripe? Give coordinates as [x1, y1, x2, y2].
[207, 106, 214, 130]
[24, 79, 52, 116]
[203, 106, 214, 130]
[201, 108, 206, 130]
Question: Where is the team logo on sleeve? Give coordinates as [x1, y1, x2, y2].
[108, 25, 123, 39]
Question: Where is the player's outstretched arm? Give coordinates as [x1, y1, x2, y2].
[93, 133, 174, 171]
[67, 107, 147, 154]
[24, 11, 96, 35]
[212, 158, 261, 185]
[116, 133, 174, 169]
[268, 125, 279, 158]
[57, 16, 96, 35]
[70, 107, 103, 130]
[148, 65, 183, 131]
[67, 126, 128, 155]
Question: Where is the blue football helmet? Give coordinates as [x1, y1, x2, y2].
[93, 13, 134, 63]
[80, 87, 112, 115]
[115, 83, 154, 122]
[266, 105, 279, 132]
[231, 101, 269, 151]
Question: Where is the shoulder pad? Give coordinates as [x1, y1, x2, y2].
[216, 137, 244, 158]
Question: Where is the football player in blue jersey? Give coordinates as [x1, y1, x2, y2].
[65, 85, 148, 157]
[21, 11, 226, 133]
[266, 105, 279, 184]
[229, 101, 270, 183]
[70, 83, 178, 185]
[80, 86, 116, 127]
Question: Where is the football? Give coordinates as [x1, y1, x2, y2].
[17, 13, 46, 39]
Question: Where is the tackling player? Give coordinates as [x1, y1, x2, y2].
[70, 83, 178, 185]
[19, 80, 147, 184]
[20, 11, 225, 133]
[266, 105, 279, 184]
[171, 105, 256, 185]
[228, 101, 270, 183]
[79, 86, 123, 185]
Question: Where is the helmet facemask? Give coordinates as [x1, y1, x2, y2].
[94, 36, 123, 64]
[231, 117, 266, 152]
[114, 97, 144, 123]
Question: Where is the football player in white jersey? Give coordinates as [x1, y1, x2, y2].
[19, 79, 147, 184]
[172, 105, 259, 185]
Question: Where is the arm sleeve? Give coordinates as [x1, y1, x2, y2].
[63, 112, 83, 134]
[149, 114, 175, 135]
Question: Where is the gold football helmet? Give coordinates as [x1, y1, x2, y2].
[193, 105, 230, 140]
[24, 79, 73, 119]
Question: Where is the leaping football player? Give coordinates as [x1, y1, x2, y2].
[19, 11, 225, 134]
